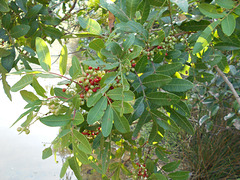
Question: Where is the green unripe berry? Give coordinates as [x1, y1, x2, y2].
[17, 127, 22, 132]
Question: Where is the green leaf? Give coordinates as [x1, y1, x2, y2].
[68, 157, 82, 180]
[59, 45, 68, 75]
[126, 0, 141, 19]
[199, 115, 210, 126]
[0, 0, 10, 12]
[112, 101, 134, 114]
[1, 48, 15, 72]
[123, 33, 135, 50]
[168, 171, 190, 180]
[87, 96, 108, 125]
[217, 56, 229, 73]
[179, 20, 210, 32]
[113, 109, 130, 133]
[60, 159, 69, 178]
[43, 26, 63, 39]
[20, 90, 39, 103]
[42, 147, 52, 159]
[162, 160, 181, 172]
[198, 3, 225, 19]
[35, 37, 51, 71]
[151, 109, 179, 132]
[196, 72, 214, 82]
[168, 101, 190, 117]
[135, 55, 148, 73]
[2, 13, 10, 30]
[16, 0, 27, 12]
[107, 42, 122, 56]
[78, 17, 101, 35]
[89, 38, 105, 51]
[87, 92, 102, 107]
[26, 4, 43, 17]
[162, 78, 193, 92]
[54, 87, 71, 100]
[156, 63, 182, 76]
[100, 0, 130, 22]
[69, 56, 81, 79]
[40, 115, 71, 127]
[132, 111, 151, 138]
[147, 92, 180, 106]
[216, 0, 235, 9]
[107, 88, 135, 101]
[73, 112, 84, 126]
[221, 14, 236, 36]
[73, 143, 90, 164]
[138, 0, 150, 24]
[167, 108, 194, 135]
[143, 74, 172, 88]
[10, 25, 30, 38]
[82, 59, 119, 70]
[170, 0, 188, 13]
[32, 77, 47, 97]
[155, 147, 168, 162]
[128, 45, 143, 60]
[150, 173, 168, 180]
[151, 30, 165, 46]
[73, 129, 92, 154]
[193, 20, 220, 54]
[0, 48, 11, 58]
[1, 69, 12, 100]
[102, 106, 114, 137]
[11, 74, 33, 92]
[215, 42, 240, 51]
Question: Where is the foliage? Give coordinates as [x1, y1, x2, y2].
[1, 0, 240, 179]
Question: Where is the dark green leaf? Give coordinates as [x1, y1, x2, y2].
[143, 74, 172, 88]
[168, 101, 190, 117]
[167, 108, 194, 135]
[87, 92, 102, 107]
[27, 4, 42, 17]
[156, 63, 182, 76]
[170, 0, 188, 12]
[20, 90, 39, 103]
[10, 25, 30, 38]
[196, 72, 214, 82]
[68, 157, 82, 180]
[216, 0, 234, 9]
[78, 17, 101, 35]
[100, 0, 130, 22]
[162, 78, 193, 92]
[102, 106, 114, 137]
[1, 48, 15, 72]
[11, 74, 33, 92]
[43, 26, 63, 39]
[32, 77, 46, 97]
[126, 0, 141, 19]
[123, 33, 135, 50]
[113, 109, 130, 133]
[155, 147, 168, 162]
[60, 159, 69, 178]
[135, 55, 148, 73]
[198, 3, 225, 18]
[168, 171, 190, 180]
[40, 115, 71, 127]
[132, 111, 151, 138]
[73, 143, 89, 164]
[112, 101, 134, 114]
[73, 129, 92, 154]
[87, 96, 107, 125]
[42, 147, 52, 159]
[221, 14, 236, 36]
[147, 92, 180, 106]
[0, 48, 11, 58]
[89, 38, 105, 51]
[138, 0, 150, 24]
[73, 112, 84, 126]
[69, 56, 81, 79]
[0, 0, 10, 12]
[107, 88, 134, 101]
[179, 20, 210, 32]
[162, 160, 181, 172]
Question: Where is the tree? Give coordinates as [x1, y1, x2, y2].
[1, 0, 240, 179]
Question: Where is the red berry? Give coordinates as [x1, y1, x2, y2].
[79, 81, 83, 83]
[94, 78, 99, 83]
[143, 164, 146, 167]
[98, 127, 101, 130]
[98, 77, 101, 80]
[110, 86, 114, 89]
[116, 79, 120, 83]
[95, 67, 100, 70]
[88, 66, 92, 70]
[165, 53, 168, 56]
[92, 88, 97, 92]
[80, 94, 84, 98]
[85, 87, 89, 91]
[92, 132, 95, 135]
[132, 63, 136, 68]
[62, 88, 66, 92]
[96, 87, 100, 90]
[90, 81, 95, 85]
[147, 56, 150, 60]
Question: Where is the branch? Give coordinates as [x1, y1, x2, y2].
[214, 65, 240, 106]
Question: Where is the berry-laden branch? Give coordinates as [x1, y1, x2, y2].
[214, 65, 240, 106]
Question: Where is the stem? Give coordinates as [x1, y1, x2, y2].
[214, 65, 240, 106]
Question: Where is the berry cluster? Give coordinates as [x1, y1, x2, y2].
[81, 127, 101, 140]
[136, 162, 148, 178]
[158, 29, 178, 51]
[17, 127, 30, 134]
[42, 98, 64, 116]
[77, 66, 105, 99]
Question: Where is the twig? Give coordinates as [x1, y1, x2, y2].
[214, 65, 240, 106]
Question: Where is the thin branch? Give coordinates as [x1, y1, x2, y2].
[214, 65, 240, 106]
